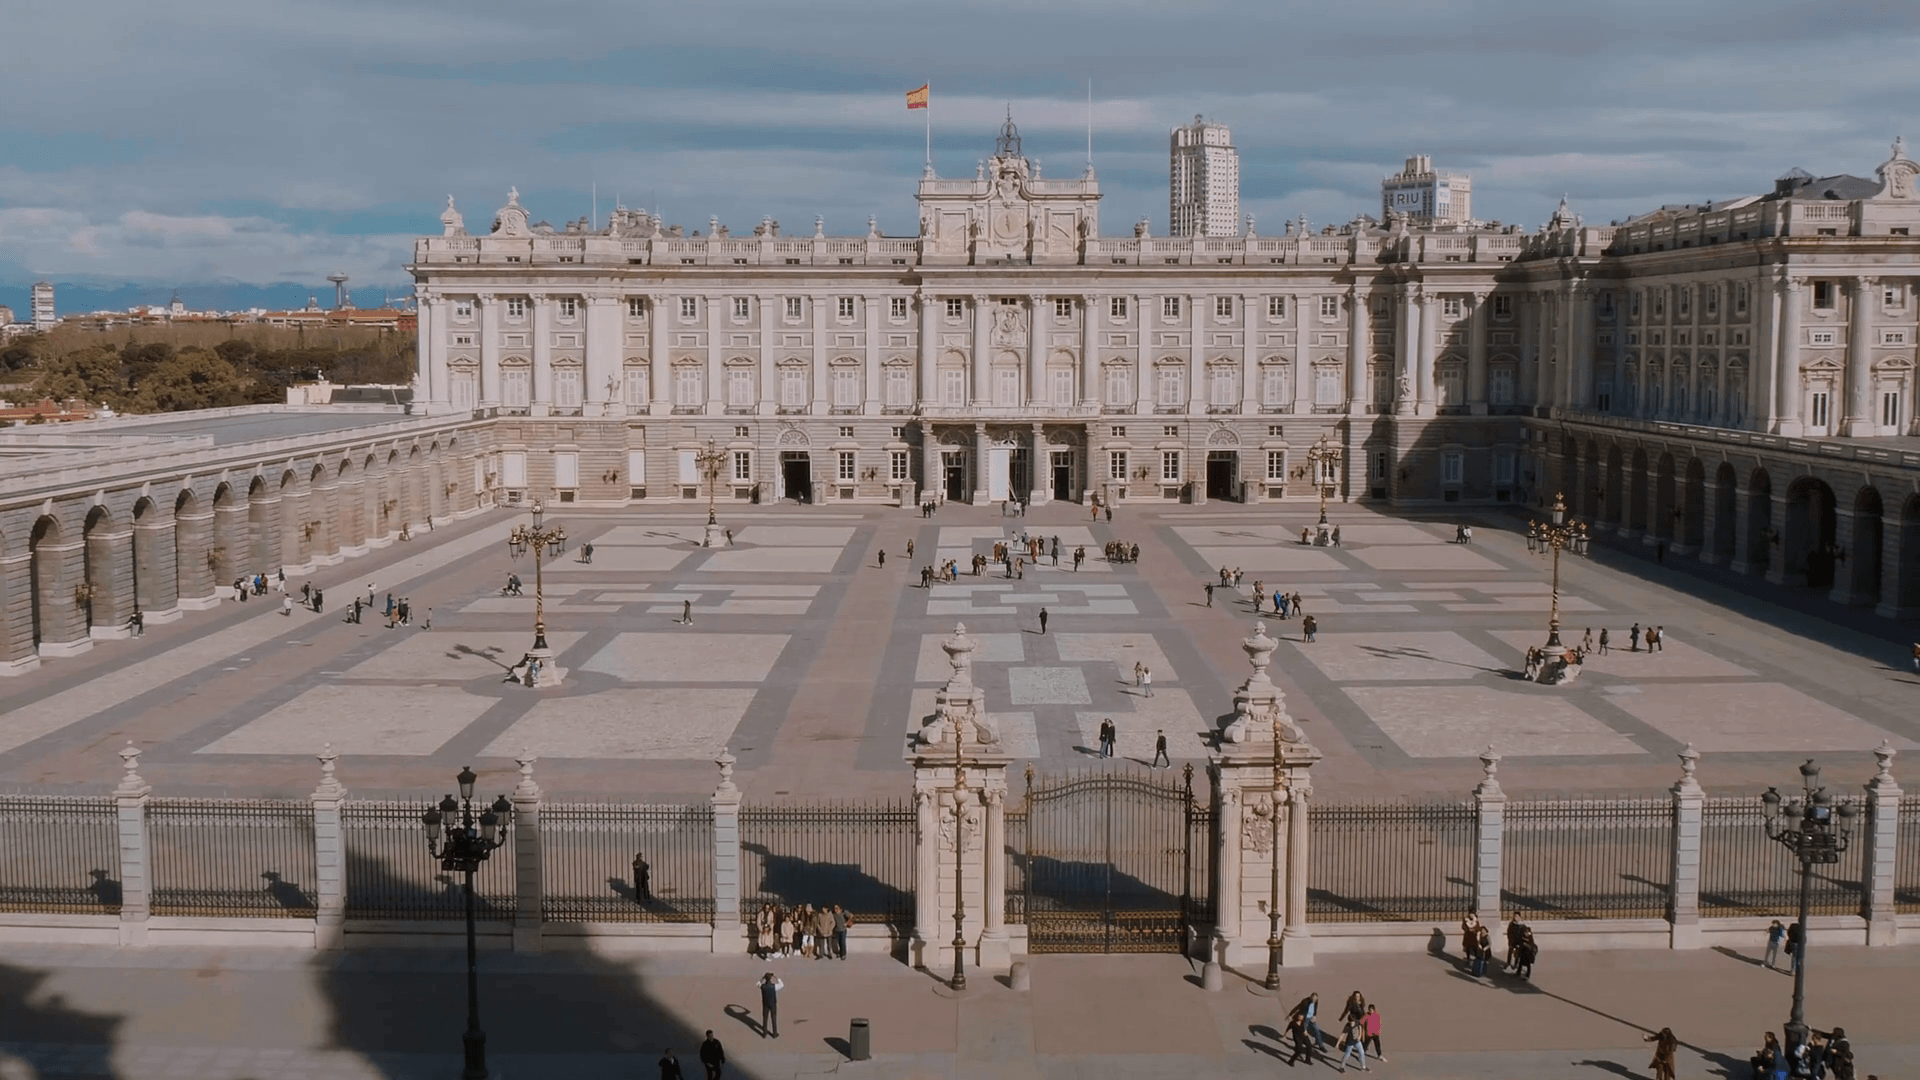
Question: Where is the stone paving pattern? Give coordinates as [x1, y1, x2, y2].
[0, 499, 1916, 802]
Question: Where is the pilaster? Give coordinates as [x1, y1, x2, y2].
[1862, 741, 1903, 945]
[1668, 744, 1704, 949]
[311, 744, 347, 950]
[114, 744, 152, 946]
[511, 756, 544, 953]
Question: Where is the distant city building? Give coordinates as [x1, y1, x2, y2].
[1169, 115, 1239, 237]
[1382, 155, 1473, 226]
[0, 305, 12, 326]
[30, 282, 55, 331]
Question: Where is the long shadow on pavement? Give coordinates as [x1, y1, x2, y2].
[0, 959, 124, 1079]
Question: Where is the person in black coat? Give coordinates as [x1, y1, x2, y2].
[698, 1030, 726, 1079]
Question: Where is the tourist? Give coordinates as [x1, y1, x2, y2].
[832, 904, 849, 960]
[1104, 505, 1112, 522]
[1278, 592, 1291, 619]
[366, 583, 376, 609]
[1141, 666, 1153, 698]
[1073, 546, 1085, 571]
[1455, 523, 1467, 544]
[1821, 1027, 1853, 1080]
[905, 539, 915, 561]
[1286, 1011, 1317, 1066]
[683, 599, 693, 626]
[1038, 607, 1048, 634]
[1752, 1032, 1782, 1080]
[877, 549, 885, 568]
[1272, 592, 1283, 616]
[1651, 625, 1665, 652]
[312, 588, 324, 613]
[1645, 1027, 1678, 1080]
[1514, 925, 1538, 979]
[1332, 525, 1342, 546]
[1151, 729, 1170, 768]
[1786, 920, 1802, 974]
[282, 594, 294, 617]
[633, 852, 652, 904]
[813, 905, 835, 960]
[1598, 628, 1610, 655]
[657, 1047, 684, 1080]
[1302, 614, 1318, 642]
[1287, 993, 1323, 1056]
[1473, 921, 1494, 978]
[699, 1031, 726, 1080]
[1460, 912, 1481, 966]
[1339, 991, 1367, 1031]
[1505, 916, 1526, 970]
[582, 541, 594, 563]
[1765, 919, 1785, 969]
[1301, 527, 1312, 545]
[757, 973, 783, 1038]
[1462, 525, 1472, 544]
[1100, 718, 1115, 758]
[1253, 582, 1265, 611]
[1335, 1016, 1368, 1072]
[128, 608, 144, 637]
[1629, 622, 1642, 651]
[1205, 582, 1215, 607]
[1362, 1005, 1385, 1063]
[1582, 628, 1594, 652]
[1133, 661, 1144, 687]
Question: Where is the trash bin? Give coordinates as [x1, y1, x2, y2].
[849, 1017, 871, 1061]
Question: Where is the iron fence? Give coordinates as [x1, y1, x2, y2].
[342, 800, 516, 921]
[1308, 802, 1475, 922]
[1004, 806, 1027, 924]
[1502, 800, 1672, 919]
[739, 800, 915, 926]
[1699, 796, 1865, 917]
[0, 795, 121, 914]
[541, 803, 713, 923]
[147, 798, 317, 917]
[1895, 795, 1920, 914]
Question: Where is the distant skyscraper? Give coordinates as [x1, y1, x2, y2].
[30, 282, 55, 331]
[1169, 115, 1239, 237]
[1382, 155, 1473, 225]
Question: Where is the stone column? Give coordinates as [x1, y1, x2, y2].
[312, 744, 347, 950]
[1843, 277, 1876, 436]
[1415, 288, 1436, 416]
[919, 420, 941, 505]
[1029, 422, 1048, 505]
[530, 293, 552, 416]
[1397, 287, 1419, 415]
[586, 295, 620, 417]
[971, 294, 991, 404]
[1669, 744, 1705, 949]
[1135, 293, 1155, 416]
[309, 477, 341, 566]
[649, 293, 670, 417]
[972, 422, 989, 504]
[1081, 293, 1102, 406]
[1290, 292, 1309, 415]
[211, 497, 247, 585]
[1188, 293, 1205, 415]
[1862, 741, 1903, 945]
[1281, 775, 1313, 967]
[711, 750, 744, 953]
[479, 294, 502, 408]
[1028, 294, 1046, 405]
[1466, 292, 1489, 414]
[1347, 284, 1368, 413]
[1876, 510, 1916, 619]
[1518, 292, 1539, 407]
[511, 756, 543, 952]
[912, 786, 938, 968]
[0, 550, 40, 674]
[1573, 288, 1596, 410]
[131, 506, 179, 623]
[416, 295, 439, 407]
[86, 524, 134, 640]
[1241, 293, 1260, 412]
[918, 290, 937, 404]
[1213, 780, 1243, 953]
[863, 292, 882, 414]
[1775, 277, 1804, 436]
[1698, 475, 1724, 566]
[1472, 746, 1506, 924]
[979, 783, 1010, 968]
[114, 743, 152, 945]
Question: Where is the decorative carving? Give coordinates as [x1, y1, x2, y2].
[1872, 739, 1898, 788]
[312, 743, 346, 801]
[713, 747, 739, 799]
[1475, 744, 1504, 799]
[1242, 791, 1278, 854]
[114, 742, 149, 799]
[514, 754, 541, 800]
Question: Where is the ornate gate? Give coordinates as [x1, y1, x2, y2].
[1018, 764, 1212, 954]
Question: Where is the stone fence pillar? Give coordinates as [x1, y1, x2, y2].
[113, 743, 152, 946]
[511, 756, 543, 952]
[311, 744, 346, 950]
[711, 750, 744, 953]
[1668, 744, 1704, 949]
[1862, 741, 1903, 946]
[1473, 746, 1506, 925]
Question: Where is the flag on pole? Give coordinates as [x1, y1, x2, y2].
[906, 84, 929, 110]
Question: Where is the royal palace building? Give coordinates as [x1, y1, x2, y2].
[402, 123, 1920, 614]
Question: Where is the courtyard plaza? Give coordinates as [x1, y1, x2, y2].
[0, 497, 1914, 803]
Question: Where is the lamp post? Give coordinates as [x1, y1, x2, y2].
[1263, 709, 1285, 990]
[1760, 760, 1857, 1077]
[1537, 491, 1585, 649]
[506, 499, 566, 685]
[1305, 434, 1341, 536]
[950, 741, 969, 991]
[420, 766, 514, 1080]
[695, 438, 728, 547]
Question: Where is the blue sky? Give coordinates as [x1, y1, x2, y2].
[3, 0, 1918, 314]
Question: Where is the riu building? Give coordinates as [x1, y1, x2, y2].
[408, 122, 1920, 617]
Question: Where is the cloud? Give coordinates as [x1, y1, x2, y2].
[2, 0, 1919, 292]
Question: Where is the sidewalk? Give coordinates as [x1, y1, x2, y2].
[1, 940, 1914, 1079]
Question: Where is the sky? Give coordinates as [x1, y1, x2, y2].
[3, 0, 1919, 315]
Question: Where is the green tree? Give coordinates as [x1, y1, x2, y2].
[32, 346, 126, 404]
[134, 348, 251, 412]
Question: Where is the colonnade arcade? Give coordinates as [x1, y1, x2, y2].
[1548, 426, 1920, 618]
[0, 435, 480, 674]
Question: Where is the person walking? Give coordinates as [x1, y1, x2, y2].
[1651, 625, 1665, 652]
[877, 549, 886, 569]
[128, 608, 144, 637]
[282, 594, 294, 617]
[351, 597, 362, 625]
[698, 1031, 726, 1080]
[682, 599, 694, 626]
[312, 588, 323, 613]
[1141, 666, 1153, 698]
[1288, 993, 1323, 1058]
[1151, 730, 1170, 769]
[1765, 919, 1785, 970]
[366, 583, 376, 610]
[1038, 607, 1049, 635]
[633, 852, 652, 904]
[1785, 919, 1803, 974]
[1205, 582, 1215, 607]
[1514, 925, 1537, 979]
[1505, 915, 1526, 970]
[906, 539, 915, 561]
[1099, 718, 1115, 758]
[1362, 1005, 1385, 1064]
[1598, 627, 1610, 655]
[1285, 1012, 1317, 1066]
[1336, 1017, 1368, 1072]
[1302, 614, 1318, 642]
[657, 1047, 684, 1080]
[1629, 622, 1642, 652]
[1460, 912, 1481, 968]
[1645, 1027, 1678, 1080]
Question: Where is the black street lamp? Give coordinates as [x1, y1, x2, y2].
[421, 766, 515, 1080]
[1759, 760, 1857, 1078]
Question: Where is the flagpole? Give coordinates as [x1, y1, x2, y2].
[925, 82, 932, 170]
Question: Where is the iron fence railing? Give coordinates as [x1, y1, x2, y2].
[1699, 796, 1865, 917]
[342, 800, 515, 921]
[148, 798, 317, 917]
[541, 803, 713, 923]
[1895, 795, 1920, 914]
[1308, 802, 1475, 922]
[0, 795, 121, 914]
[1005, 807, 1028, 925]
[1502, 799, 1672, 919]
[740, 801, 915, 925]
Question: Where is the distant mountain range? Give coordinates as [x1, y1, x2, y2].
[0, 281, 416, 319]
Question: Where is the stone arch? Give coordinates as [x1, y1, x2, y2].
[1679, 457, 1706, 552]
[337, 457, 367, 551]
[1896, 493, 1920, 615]
[1709, 462, 1737, 563]
[174, 488, 213, 605]
[1784, 475, 1838, 589]
[1604, 444, 1625, 530]
[81, 504, 128, 632]
[29, 514, 80, 652]
[1627, 447, 1649, 534]
[1841, 485, 1885, 606]
[404, 445, 425, 533]
[246, 474, 276, 575]
[1743, 467, 1773, 576]
[131, 496, 163, 615]
[211, 481, 244, 585]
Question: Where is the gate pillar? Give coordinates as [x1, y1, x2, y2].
[907, 623, 1014, 974]
[1214, 619, 1322, 971]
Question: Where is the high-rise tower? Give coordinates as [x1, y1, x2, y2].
[30, 282, 55, 331]
[1382, 155, 1473, 225]
[1169, 115, 1239, 237]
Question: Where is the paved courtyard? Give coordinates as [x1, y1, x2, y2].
[0, 499, 1915, 803]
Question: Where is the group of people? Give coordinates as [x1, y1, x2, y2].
[1459, 911, 1537, 980]
[1090, 718, 1172, 766]
[1284, 990, 1384, 1072]
[748, 902, 851, 962]
[1750, 1027, 1857, 1080]
[1104, 540, 1140, 563]
[1301, 525, 1341, 545]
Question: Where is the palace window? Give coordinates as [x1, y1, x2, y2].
[1630, 291, 1642, 319]
[1490, 368, 1514, 406]
[941, 368, 966, 405]
[506, 297, 525, 319]
[785, 297, 804, 321]
[1210, 366, 1236, 406]
[454, 299, 473, 319]
[502, 368, 530, 408]
[1813, 281, 1835, 310]
[838, 451, 856, 482]
[1160, 450, 1182, 483]
[1155, 368, 1183, 406]
[1320, 295, 1339, 318]
[1268, 295, 1286, 318]
[726, 368, 754, 407]
[837, 297, 856, 320]
[1885, 286, 1906, 311]
[1809, 389, 1831, 429]
[558, 297, 578, 319]
[1262, 365, 1292, 406]
[1266, 450, 1287, 481]
[1109, 450, 1129, 480]
[780, 368, 807, 408]
[1110, 296, 1129, 319]
[1735, 284, 1749, 315]
[891, 450, 910, 481]
[994, 366, 1020, 406]
[890, 297, 909, 319]
[1677, 288, 1690, 318]
[1162, 296, 1182, 319]
[1055, 297, 1074, 319]
[1442, 296, 1462, 319]
[1706, 287, 1718, 316]
[732, 297, 751, 320]
[1442, 451, 1464, 486]
[1215, 296, 1234, 318]
[832, 369, 859, 408]
[1106, 367, 1131, 405]
[733, 451, 753, 482]
[1052, 367, 1075, 404]
[674, 366, 702, 407]
[734, 425, 751, 437]
[1313, 365, 1341, 405]
[680, 297, 699, 320]
[946, 298, 965, 319]
[1884, 390, 1903, 429]
[885, 367, 912, 407]
[627, 297, 648, 319]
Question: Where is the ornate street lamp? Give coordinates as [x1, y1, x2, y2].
[1760, 760, 1857, 1077]
[695, 438, 729, 547]
[950, 737, 968, 991]
[1305, 434, 1341, 542]
[420, 766, 515, 1080]
[1538, 492, 1586, 649]
[1263, 708, 1286, 990]
[506, 499, 566, 685]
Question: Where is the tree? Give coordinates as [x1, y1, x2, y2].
[133, 348, 252, 412]
[32, 346, 126, 405]
[213, 339, 256, 366]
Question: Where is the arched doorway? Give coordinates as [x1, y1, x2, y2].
[1709, 462, 1737, 563]
[1742, 468, 1772, 576]
[1842, 486, 1884, 606]
[1653, 453, 1677, 542]
[1605, 444, 1625, 530]
[29, 515, 78, 651]
[1680, 458, 1706, 552]
[1784, 477, 1838, 589]
[1627, 448, 1649, 535]
[1896, 494, 1920, 616]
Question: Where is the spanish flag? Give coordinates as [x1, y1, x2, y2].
[906, 84, 929, 110]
